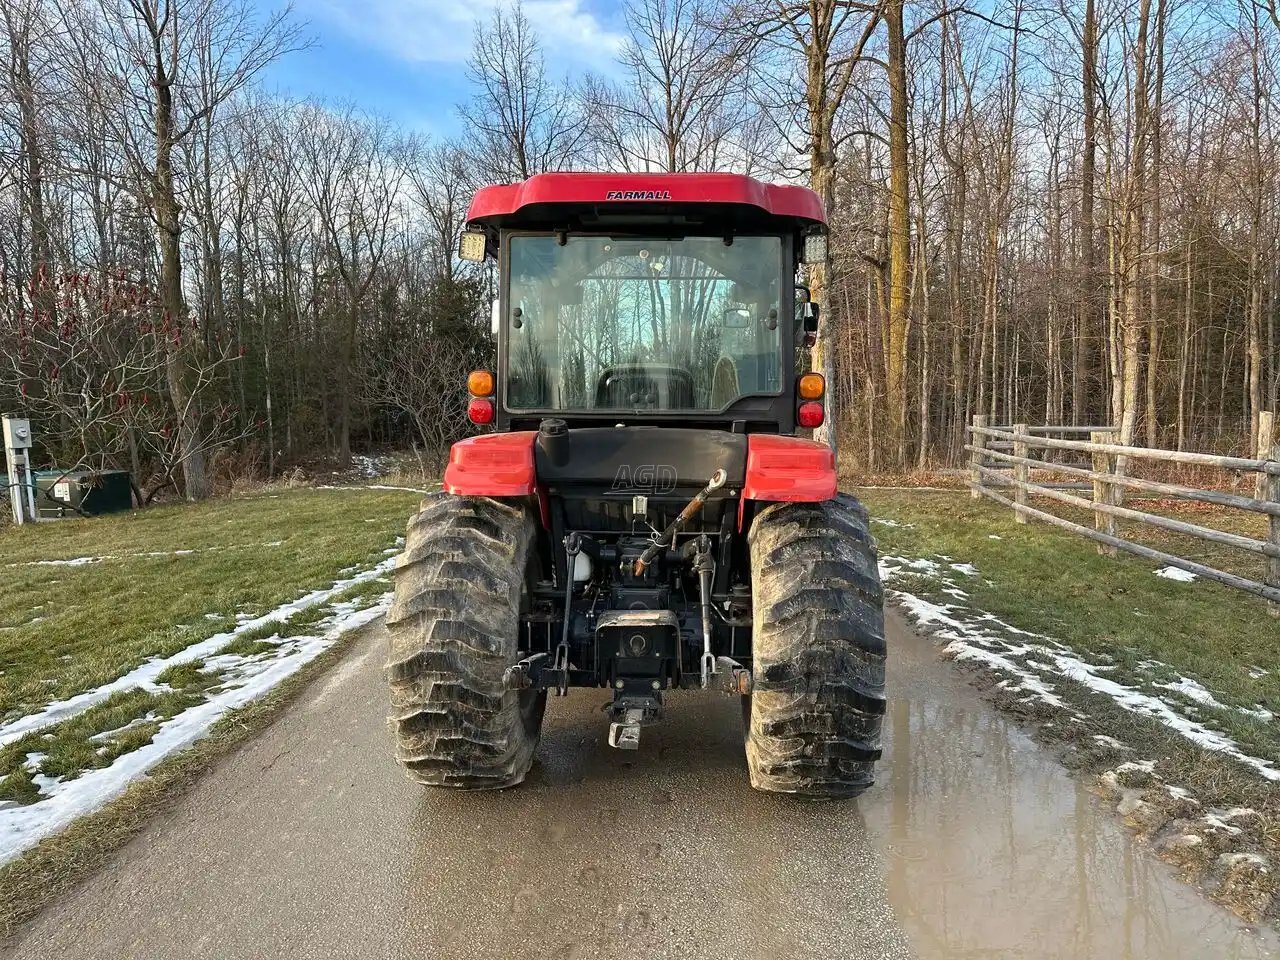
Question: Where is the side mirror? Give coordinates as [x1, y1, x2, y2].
[802, 301, 820, 334]
[490, 300, 500, 337]
[800, 302, 820, 347]
[722, 306, 751, 329]
[796, 284, 811, 304]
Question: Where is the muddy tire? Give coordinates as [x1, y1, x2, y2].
[744, 494, 886, 798]
[385, 494, 545, 789]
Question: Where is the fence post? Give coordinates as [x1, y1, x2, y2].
[1255, 412, 1279, 616]
[1091, 430, 1118, 557]
[1013, 423, 1029, 524]
[970, 414, 988, 500]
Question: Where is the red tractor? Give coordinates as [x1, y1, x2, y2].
[385, 173, 885, 797]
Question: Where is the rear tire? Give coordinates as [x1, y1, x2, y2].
[744, 494, 886, 798]
[385, 494, 546, 789]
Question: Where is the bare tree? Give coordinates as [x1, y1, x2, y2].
[0, 270, 246, 500]
[405, 138, 472, 280]
[298, 105, 403, 461]
[586, 0, 750, 173]
[58, 0, 301, 497]
[461, 1, 584, 180]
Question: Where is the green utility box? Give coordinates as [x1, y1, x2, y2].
[33, 470, 133, 519]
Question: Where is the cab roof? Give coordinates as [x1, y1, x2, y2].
[465, 172, 827, 233]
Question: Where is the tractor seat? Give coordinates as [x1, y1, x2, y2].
[595, 364, 696, 409]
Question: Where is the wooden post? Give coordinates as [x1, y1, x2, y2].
[1013, 423, 1029, 524]
[1255, 411, 1279, 616]
[970, 414, 988, 500]
[1091, 430, 1118, 556]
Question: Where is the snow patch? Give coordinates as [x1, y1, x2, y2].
[16, 556, 104, 567]
[1202, 812, 1245, 836]
[0, 592, 392, 864]
[1154, 566, 1197, 582]
[351, 454, 389, 478]
[949, 562, 979, 577]
[1116, 759, 1157, 775]
[88, 712, 158, 743]
[7, 542, 288, 569]
[316, 483, 438, 495]
[1158, 677, 1274, 722]
[880, 556, 941, 576]
[0, 554, 398, 748]
[1091, 734, 1132, 751]
[882, 553, 1280, 783]
[1048, 651, 1280, 781]
[945, 640, 1067, 707]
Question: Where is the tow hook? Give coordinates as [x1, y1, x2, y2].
[608, 707, 645, 750]
[606, 696, 662, 750]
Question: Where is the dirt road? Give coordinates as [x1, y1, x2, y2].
[8, 611, 1276, 960]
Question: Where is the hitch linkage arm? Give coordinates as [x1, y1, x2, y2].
[685, 534, 717, 688]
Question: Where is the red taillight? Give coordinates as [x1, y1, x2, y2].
[467, 398, 495, 425]
[797, 401, 824, 428]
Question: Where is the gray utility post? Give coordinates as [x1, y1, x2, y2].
[3, 415, 36, 525]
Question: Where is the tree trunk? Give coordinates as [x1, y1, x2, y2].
[1078, 0, 1098, 426]
[154, 58, 211, 499]
[884, 0, 911, 465]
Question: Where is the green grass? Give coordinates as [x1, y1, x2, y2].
[857, 489, 1280, 766]
[0, 486, 418, 807]
[0, 487, 419, 725]
[0, 684, 216, 804]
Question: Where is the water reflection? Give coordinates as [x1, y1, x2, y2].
[862, 612, 1278, 960]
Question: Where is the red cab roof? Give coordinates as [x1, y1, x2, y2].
[466, 172, 826, 227]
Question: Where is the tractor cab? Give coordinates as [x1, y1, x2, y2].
[384, 174, 886, 798]
[458, 172, 827, 435]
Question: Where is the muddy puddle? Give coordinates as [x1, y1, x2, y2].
[862, 608, 1278, 960]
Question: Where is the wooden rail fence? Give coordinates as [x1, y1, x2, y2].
[966, 412, 1280, 609]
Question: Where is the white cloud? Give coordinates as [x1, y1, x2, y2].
[313, 0, 626, 71]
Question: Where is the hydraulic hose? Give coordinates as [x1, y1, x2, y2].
[632, 469, 728, 576]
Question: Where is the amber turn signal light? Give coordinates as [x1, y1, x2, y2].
[797, 401, 825, 429]
[467, 398, 495, 425]
[467, 369, 494, 397]
[797, 372, 825, 400]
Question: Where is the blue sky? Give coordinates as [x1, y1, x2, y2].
[255, 0, 629, 135]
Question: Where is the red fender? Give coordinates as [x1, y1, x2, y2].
[443, 432, 537, 495]
[739, 434, 837, 530]
[442, 432, 549, 526]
